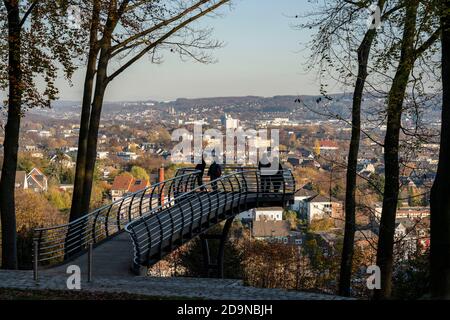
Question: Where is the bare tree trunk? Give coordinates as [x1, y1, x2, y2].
[70, 1, 118, 220]
[69, 0, 100, 223]
[430, 0, 450, 299]
[374, 0, 419, 300]
[79, 66, 108, 215]
[79, 37, 113, 216]
[65, 1, 101, 258]
[340, 0, 389, 296]
[339, 28, 377, 297]
[0, 0, 21, 270]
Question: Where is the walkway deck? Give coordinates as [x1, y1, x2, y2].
[43, 232, 135, 277]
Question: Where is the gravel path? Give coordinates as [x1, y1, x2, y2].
[0, 270, 350, 300]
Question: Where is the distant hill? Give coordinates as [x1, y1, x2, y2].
[38, 93, 441, 123]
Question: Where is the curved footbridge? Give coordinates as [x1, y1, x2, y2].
[34, 167, 295, 278]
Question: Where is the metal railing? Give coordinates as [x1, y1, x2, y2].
[125, 169, 295, 268]
[32, 168, 200, 266]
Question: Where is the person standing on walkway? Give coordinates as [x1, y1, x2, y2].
[273, 158, 284, 193]
[195, 156, 207, 190]
[258, 153, 271, 193]
[208, 158, 222, 191]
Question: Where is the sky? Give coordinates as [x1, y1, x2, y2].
[55, 0, 327, 102]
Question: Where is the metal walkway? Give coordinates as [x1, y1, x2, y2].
[33, 167, 295, 277]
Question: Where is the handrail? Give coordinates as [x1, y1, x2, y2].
[32, 168, 201, 265]
[125, 169, 296, 268]
[34, 168, 198, 232]
[32, 166, 295, 268]
[127, 170, 256, 223]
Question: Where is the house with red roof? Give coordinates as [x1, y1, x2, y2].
[111, 173, 150, 201]
[319, 140, 339, 151]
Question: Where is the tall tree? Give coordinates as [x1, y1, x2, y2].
[430, 0, 450, 300]
[0, 0, 84, 268]
[375, 0, 440, 299]
[339, 0, 387, 296]
[0, 0, 23, 269]
[69, 0, 230, 226]
[298, 0, 401, 296]
[69, 0, 101, 229]
[300, 0, 439, 297]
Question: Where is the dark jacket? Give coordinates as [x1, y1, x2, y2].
[258, 161, 271, 170]
[208, 162, 222, 179]
[195, 158, 206, 174]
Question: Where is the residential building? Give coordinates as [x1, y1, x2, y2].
[237, 209, 254, 222]
[396, 207, 430, 219]
[254, 207, 283, 221]
[30, 152, 44, 159]
[26, 168, 48, 192]
[110, 174, 150, 201]
[38, 130, 52, 138]
[373, 205, 430, 220]
[299, 194, 343, 224]
[24, 145, 38, 152]
[319, 140, 339, 151]
[50, 153, 75, 169]
[111, 174, 134, 202]
[117, 152, 139, 161]
[354, 229, 378, 253]
[395, 219, 418, 260]
[252, 220, 290, 243]
[0, 169, 48, 192]
[59, 184, 74, 192]
[300, 159, 321, 169]
[97, 151, 109, 159]
[222, 113, 240, 130]
[290, 189, 317, 213]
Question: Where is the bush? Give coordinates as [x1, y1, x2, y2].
[392, 251, 430, 300]
[15, 190, 66, 269]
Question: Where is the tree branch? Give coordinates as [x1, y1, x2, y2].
[19, 0, 39, 28]
[414, 27, 441, 59]
[107, 0, 229, 82]
[110, 0, 211, 54]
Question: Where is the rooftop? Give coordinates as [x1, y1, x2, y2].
[253, 220, 290, 238]
[111, 174, 134, 191]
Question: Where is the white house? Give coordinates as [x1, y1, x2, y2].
[300, 194, 343, 223]
[26, 168, 48, 192]
[255, 207, 283, 221]
[97, 151, 109, 159]
[237, 207, 283, 222]
[38, 130, 52, 138]
[117, 152, 139, 161]
[290, 189, 317, 213]
[50, 153, 75, 169]
[237, 208, 254, 221]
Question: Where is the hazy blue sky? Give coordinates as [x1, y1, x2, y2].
[57, 0, 329, 102]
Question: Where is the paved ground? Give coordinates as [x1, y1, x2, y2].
[46, 232, 136, 277]
[0, 270, 350, 300]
